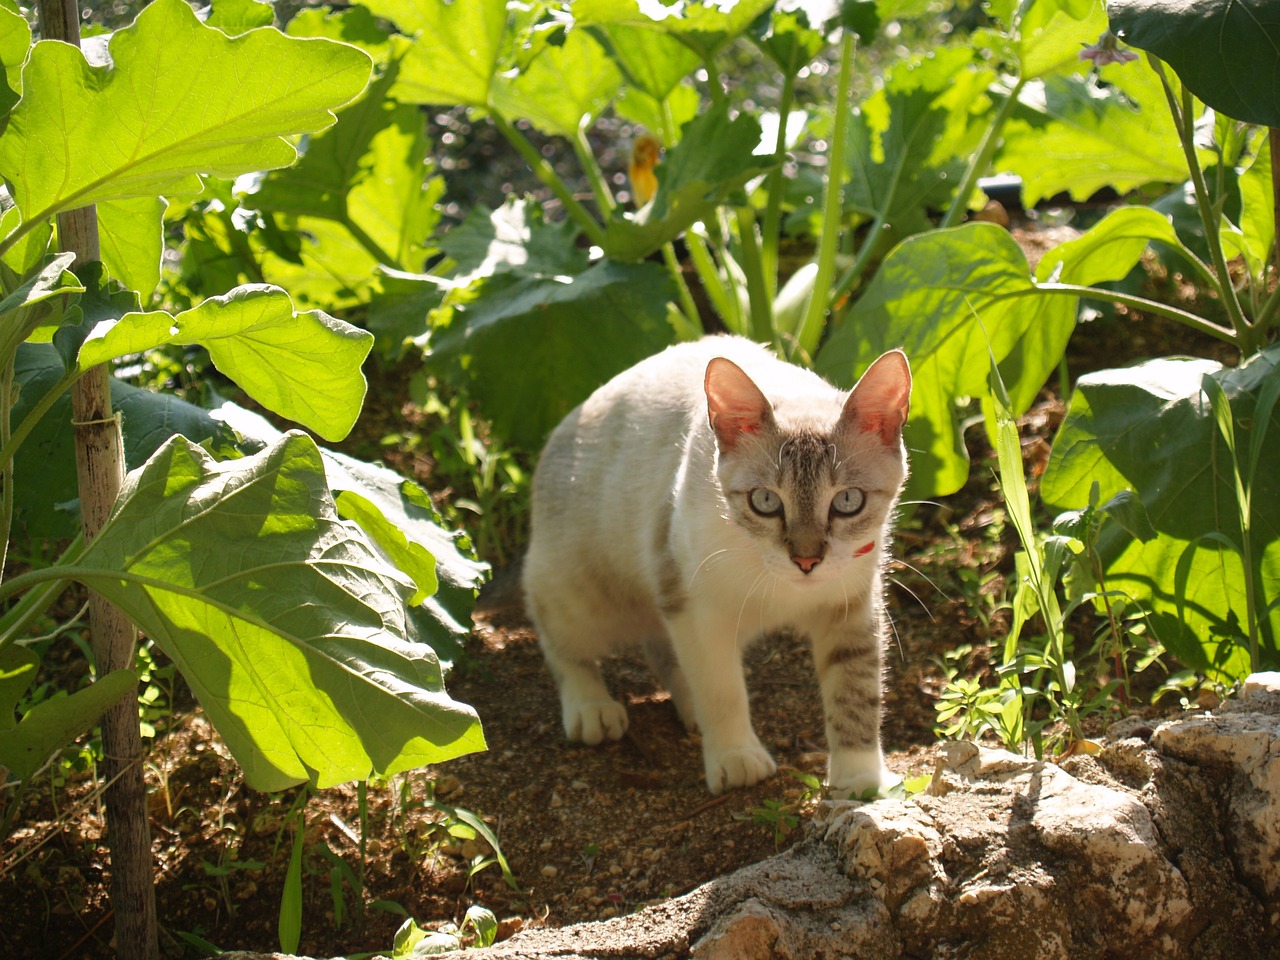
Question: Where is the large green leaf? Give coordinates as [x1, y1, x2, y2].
[998, 66, 1191, 207]
[77, 285, 373, 442]
[0, 0, 371, 227]
[428, 261, 675, 449]
[441, 198, 588, 282]
[602, 102, 774, 261]
[203, 396, 488, 661]
[1016, 0, 1108, 80]
[491, 27, 623, 137]
[74, 431, 485, 791]
[842, 47, 989, 238]
[1110, 0, 1280, 127]
[362, 0, 507, 107]
[251, 51, 441, 271]
[1041, 347, 1280, 679]
[576, 0, 705, 102]
[817, 211, 1175, 497]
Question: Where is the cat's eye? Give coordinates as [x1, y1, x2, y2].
[831, 488, 865, 517]
[748, 488, 783, 516]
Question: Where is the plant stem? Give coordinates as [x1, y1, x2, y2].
[761, 69, 797, 298]
[686, 227, 743, 332]
[1152, 60, 1252, 350]
[939, 75, 1026, 230]
[491, 115, 606, 248]
[735, 207, 774, 345]
[1271, 126, 1280, 286]
[0, 356, 12, 582]
[1034, 282, 1239, 343]
[796, 31, 856, 358]
[661, 242, 704, 339]
[342, 217, 401, 271]
[572, 125, 616, 220]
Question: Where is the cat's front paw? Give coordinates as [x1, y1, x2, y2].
[562, 698, 629, 745]
[704, 743, 777, 794]
[827, 748, 897, 799]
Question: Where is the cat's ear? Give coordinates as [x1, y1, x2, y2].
[705, 358, 774, 450]
[841, 349, 911, 446]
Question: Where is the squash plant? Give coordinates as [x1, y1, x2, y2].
[0, 0, 485, 818]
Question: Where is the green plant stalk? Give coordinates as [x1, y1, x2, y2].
[357, 779, 368, 911]
[734, 207, 774, 345]
[490, 114, 606, 248]
[342, 216, 401, 271]
[1151, 60, 1252, 349]
[760, 69, 798, 297]
[989, 347, 1078, 750]
[0, 530, 82, 649]
[572, 124, 616, 219]
[1206, 378, 1263, 670]
[0, 355, 12, 582]
[796, 32, 856, 358]
[661, 242, 704, 340]
[685, 228, 742, 331]
[279, 796, 306, 954]
[830, 139, 916, 305]
[1030, 283, 1238, 343]
[938, 76, 1026, 231]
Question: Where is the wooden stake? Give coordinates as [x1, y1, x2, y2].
[34, 2, 158, 957]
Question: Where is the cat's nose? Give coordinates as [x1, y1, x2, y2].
[792, 555, 823, 574]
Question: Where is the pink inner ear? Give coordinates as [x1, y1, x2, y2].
[843, 350, 911, 446]
[706, 358, 771, 449]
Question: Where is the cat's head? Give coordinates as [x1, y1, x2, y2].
[704, 350, 911, 582]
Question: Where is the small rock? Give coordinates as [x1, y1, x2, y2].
[541, 865, 558, 879]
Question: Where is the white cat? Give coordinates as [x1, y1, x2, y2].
[523, 335, 911, 796]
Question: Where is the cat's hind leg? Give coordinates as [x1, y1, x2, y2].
[641, 634, 698, 732]
[524, 576, 631, 745]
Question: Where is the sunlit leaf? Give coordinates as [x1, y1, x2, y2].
[78, 284, 373, 442]
[0, 0, 371, 225]
[362, 0, 506, 107]
[491, 27, 623, 137]
[76, 431, 485, 791]
[1042, 347, 1280, 678]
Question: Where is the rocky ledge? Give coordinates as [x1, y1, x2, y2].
[227, 673, 1280, 960]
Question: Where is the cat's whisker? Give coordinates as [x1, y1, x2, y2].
[889, 557, 947, 599]
[886, 612, 906, 661]
[887, 575, 936, 623]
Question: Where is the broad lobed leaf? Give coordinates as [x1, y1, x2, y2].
[0, 0, 371, 225]
[78, 284, 373, 442]
[75, 431, 485, 791]
[1042, 346, 1280, 678]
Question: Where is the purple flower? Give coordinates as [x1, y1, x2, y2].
[1080, 31, 1139, 66]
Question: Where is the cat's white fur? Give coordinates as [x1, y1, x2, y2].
[523, 335, 910, 795]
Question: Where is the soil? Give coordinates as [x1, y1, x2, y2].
[0, 214, 1235, 960]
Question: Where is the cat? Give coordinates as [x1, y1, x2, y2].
[522, 335, 911, 796]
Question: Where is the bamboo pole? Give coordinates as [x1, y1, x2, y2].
[34, 1, 158, 957]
